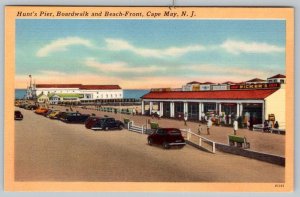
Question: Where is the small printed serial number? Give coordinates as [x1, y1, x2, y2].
[275, 184, 284, 187]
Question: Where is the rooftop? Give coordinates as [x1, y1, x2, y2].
[142, 89, 278, 100]
[36, 84, 122, 90]
[268, 74, 286, 79]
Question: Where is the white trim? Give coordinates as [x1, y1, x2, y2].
[142, 99, 264, 104]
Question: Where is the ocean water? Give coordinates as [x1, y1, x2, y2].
[15, 89, 149, 100]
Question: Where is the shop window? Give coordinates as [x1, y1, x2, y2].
[204, 103, 216, 113]
[188, 103, 199, 120]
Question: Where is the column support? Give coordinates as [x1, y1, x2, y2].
[239, 103, 243, 117]
[236, 103, 240, 118]
[149, 101, 153, 115]
[198, 102, 202, 120]
[170, 102, 175, 118]
[142, 100, 145, 115]
[160, 102, 164, 117]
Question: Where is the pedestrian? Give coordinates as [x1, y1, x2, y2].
[274, 121, 279, 129]
[132, 108, 136, 116]
[207, 118, 212, 135]
[198, 123, 202, 135]
[263, 120, 269, 132]
[233, 119, 238, 135]
[184, 112, 188, 126]
[201, 112, 205, 123]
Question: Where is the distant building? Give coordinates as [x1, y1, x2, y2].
[37, 93, 49, 103]
[34, 84, 123, 103]
[267, 74, 286, 84]
[245, 78, 266, 84]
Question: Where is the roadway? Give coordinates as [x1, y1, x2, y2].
[14, 108, 284, 182]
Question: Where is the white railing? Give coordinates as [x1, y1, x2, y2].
[181, 128, 216, 153]
[128, 121, 147, 134]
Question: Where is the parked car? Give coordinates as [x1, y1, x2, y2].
[147, 128, 186, 149]
[35, 108, 49, 115]
[42, 109, 53, 117]
[24, 104, 38, 110]
[14, 110, 23, 120]
[62, 112, 90, 123]
[85, 116, 102, 129]
[47, 110, 61, 118]
[52, 111, 68, 120]
[91, 117, 124, 131]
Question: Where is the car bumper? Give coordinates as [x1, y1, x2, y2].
[91, 127, 103, 130]
[168, 142, 186, 146]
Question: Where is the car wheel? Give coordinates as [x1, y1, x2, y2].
[104, 126, 109, 131]
[163, 142, 170, 149]
[148, 138, 153, 146]
[118, 125, 123, 130]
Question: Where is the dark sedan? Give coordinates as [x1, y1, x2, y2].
[14, 110, 23, 120]
[85, 116, 102, 129]
[91, 117, 124, 131]
[147, 128, 186, 149]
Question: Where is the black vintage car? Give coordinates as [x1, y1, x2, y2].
[24, 104, 38, 110]
[14, 110, 23, 120]
[91, 117, 124, 131]
[147, 128, 186, 149]
[62, 112, 90, 123]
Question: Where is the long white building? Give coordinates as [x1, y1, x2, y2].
[32, 84, 123, 102]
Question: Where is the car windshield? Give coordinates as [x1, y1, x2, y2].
[168, 130, 182, 136]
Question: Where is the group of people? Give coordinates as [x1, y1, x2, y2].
[197, 118, 239, 136]
[263, 120, 279, 132]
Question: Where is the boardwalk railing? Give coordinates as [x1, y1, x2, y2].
[181, 129, 216, 153]
[127, 121, 152, 134]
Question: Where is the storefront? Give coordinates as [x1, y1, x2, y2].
[141, 87, 285, 129]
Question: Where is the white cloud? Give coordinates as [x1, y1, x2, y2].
[84, 58, 164, 73]
[105, 38, 205, 58]
[221, 40, 285, 54]
[36, 37, 94, 57]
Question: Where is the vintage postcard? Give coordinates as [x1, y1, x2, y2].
[5, 6, 294, 191]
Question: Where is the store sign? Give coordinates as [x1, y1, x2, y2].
[200, 85, 211, 91]
[192, 84, 200, 91]
[230, 83, 280, 90]
[212, 85, 228, 90]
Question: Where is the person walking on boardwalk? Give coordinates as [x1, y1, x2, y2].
[198, 123, 203, 135]
[207, 118, 212, 135]
[233, 119, 238, 135]
[184, 112, 188, 126]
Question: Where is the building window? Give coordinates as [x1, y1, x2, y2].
[106, 94, 108, 98]
[280, 79, 284, 84]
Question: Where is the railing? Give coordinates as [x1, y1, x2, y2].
[127, 121, 151, 134]
[181, 128, 216, 153]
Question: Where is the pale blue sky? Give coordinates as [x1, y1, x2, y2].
[16, 19, 286, 88]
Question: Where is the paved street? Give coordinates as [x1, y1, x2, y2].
[15, 108, 284, 182]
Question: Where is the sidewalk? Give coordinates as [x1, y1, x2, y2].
[52, 105, 285, 156]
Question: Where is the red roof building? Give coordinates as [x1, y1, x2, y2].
[141, 87, 284, 128]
